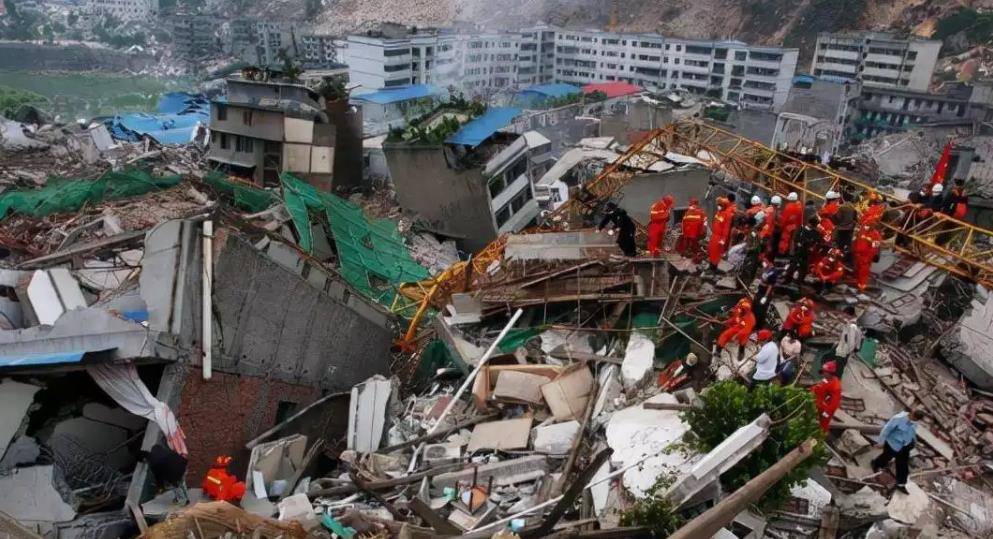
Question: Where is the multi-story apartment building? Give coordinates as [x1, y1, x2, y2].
[299, 33, 338, 67]
[853, 82, 993, 139]
[87, 0, 157, 21]
[170, 13, 219, 62]
[811, 32, 942, 92]
[207, 77, 335, 188]
[343, 25, 799, 111]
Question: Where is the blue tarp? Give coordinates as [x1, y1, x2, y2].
[446, 107, 522, 147]
[519, 83, 581, 99]
[352, 84, 442, 105]
[0, 351, 85, 368]
[105, 92, 210, 146]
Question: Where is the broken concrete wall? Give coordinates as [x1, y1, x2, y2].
[211, 234, 392, 392]
[940, 291, 993, 390]
[384, 144, 498, 253]
[176, 366, 321, 480]
[617, 167, 713, 224]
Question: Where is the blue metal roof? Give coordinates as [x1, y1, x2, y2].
[446, 107, 522, 147]
[519, 83, 581, 99]
[352, 84, 442, 105]
[105, 91, 210, 146]
[0, 351, 86, 368]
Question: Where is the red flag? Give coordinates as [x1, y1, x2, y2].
[931, 141, 953, 185]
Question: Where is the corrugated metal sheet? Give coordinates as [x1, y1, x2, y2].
[447, 107, 522, 147]
[0, 351, 86, 368]
[351, 84, 442, 105]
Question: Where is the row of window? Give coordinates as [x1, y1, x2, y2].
[212, 132, 255, 153]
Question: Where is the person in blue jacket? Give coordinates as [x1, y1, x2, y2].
[871, 409, 924, 494]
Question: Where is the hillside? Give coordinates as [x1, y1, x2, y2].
[243, 0, 992, 66]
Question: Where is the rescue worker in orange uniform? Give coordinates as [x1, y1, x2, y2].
[778, 192, 804, 255]
[811, 361, 843, 433]
[647, 195, 675, 257]
[852, 223, 882, 291]
[946, 179, 968, 220]
[782, 297, 816, 339]
[745, 195, 765, 230]
[859, 192, 886, 227]
[717, 297, 756, 349]
[812, 247, 846, 292]
[202, 455, 246, 502]
[707, 196, 735, 269]
[677, 197, 707, 258]
[819, 190, 841, 225]
[760, 197, 779, 262]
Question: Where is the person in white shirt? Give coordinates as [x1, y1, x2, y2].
[834, 306, 863, 377]
[751, 329, 778, 387]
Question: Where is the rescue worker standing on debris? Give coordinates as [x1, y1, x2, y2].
[852, 223, 882, 291]
[647, 195, 675, 257]
[820, 190, 841, 225]
[707, 196, 735, 270]
[778, 192, 803, 255]
[811, 361, 843, 433]
[860, 192, 886, 227]
[782, 297, 816, 339]
[946, 179, 969, 220]
[717, 297, 756, 349]
[833, 306, 863, 378]
[833, 192, 858, 258]
[598, 202, 638, 257]
[678, 197, 707, 258]
[751, 329, 778, 387]
[872, 409, 924, 495]
[763, 196, 782, 260]
[812, 247, 846, 293]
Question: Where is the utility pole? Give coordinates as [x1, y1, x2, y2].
[668, 439, 818, 539]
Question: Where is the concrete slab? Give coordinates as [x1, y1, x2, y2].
[605, 393, 693, 498]
[0, 466, 77, 524]
[0, 436, 41, 468]
[141, 488, 204, 518]
[467, 418, 532, 452]
[532, 420, 580, 454]
[887, 481, 930, 525]
[81, 403, 146, 432]
[0, 380, 40, 460]
[347, 376, 392, 453]
[941, 294, 993, 390]
[621, 332, 654, 391]
[51, 417, 133, 471]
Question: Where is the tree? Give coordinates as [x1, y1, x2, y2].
[277, 48, 302, 83]
[681, 381, 827, 510]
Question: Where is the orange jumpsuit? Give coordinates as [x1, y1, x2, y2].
[778, 201, 803, 254]
[678, 204, 706, 257]
[782, 305, 815, 338]
[859, 202, 885, 227]
[813, 255, 845, 285]
[647, 197, 673, 256]
[811, 376, 843, 432]
[717, 300, 756, 348]
[949, 186, 968, 220]
[819, 200, 840, 224]
[707, 204, 735, 266]
[203, 462, 246, 502]
[852, 226, 881, 290]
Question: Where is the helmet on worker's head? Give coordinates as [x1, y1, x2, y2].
[787, 192, 799, 202]
[684, 352, 698, 366]
[689, 197, 699, 206]
[821, 361, 838, 375]
[757, 329, 773, 342]
[213, 455, 232, 468]
[750, 195, 762, 206]
[825, 190, 841, 200]
[663, 194, 675, 205]
[932, 183, 944, 194]
[770, 195, 783, 206]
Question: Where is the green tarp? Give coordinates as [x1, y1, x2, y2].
[204, 171, 279, 213]
[280, 173, 431, 308]
[0, 169, 181, 220]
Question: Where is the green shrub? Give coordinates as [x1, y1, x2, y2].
[619, 474, 686, 537]
[681, 381, 826, 510]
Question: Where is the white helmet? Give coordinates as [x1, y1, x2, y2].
[754, 211, 766, 223]
[787, 192, 799, 201]
[931, 183, 944, 194]
[685, 352, 698, 366]
[750, 195, 762, 206]
[825, 190, 840, 200]
[770, 195, 783, 205]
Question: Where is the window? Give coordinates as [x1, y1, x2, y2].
[236, 136, 254, 153]
[242, 110, 253, 126]
[495, 206, 512, 227]
[384, 48, 409, 57]
[220, 133, 229, 149]
[216, 104, 227, 121]
[488, 176, 506, 198]
[734, 51, 747, 61]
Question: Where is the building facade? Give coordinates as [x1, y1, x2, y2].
[811, 32, 942, 92]
[86, 0, 157, 21]
[853, 82, 993, 139]
[207, 78, 335, 188]
[342, 25, 799, 111]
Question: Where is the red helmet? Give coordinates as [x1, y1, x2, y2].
[689, 197, 699, 206]
[213, 455, 233, 467]
[757, 329, 773, 342]
[663, 195, 675, 206]
[821, 361, 837, 374]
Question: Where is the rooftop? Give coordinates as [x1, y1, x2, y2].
[446, 106, 522, 147]
[351, 84, 444, 105]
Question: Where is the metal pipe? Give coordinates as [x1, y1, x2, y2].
[201, 220, 213, 381]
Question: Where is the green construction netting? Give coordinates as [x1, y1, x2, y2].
[0, 169, 182, 220]
[280, 173, 431, 309]
[411, 339, 468, 391]
[497, 327, 547, 353]
[204, 171, 279, 213]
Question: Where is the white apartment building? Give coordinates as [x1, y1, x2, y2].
[343, 25, 799, 111]
[87, 0, 157, 21]
[811, 32, 942, 92]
